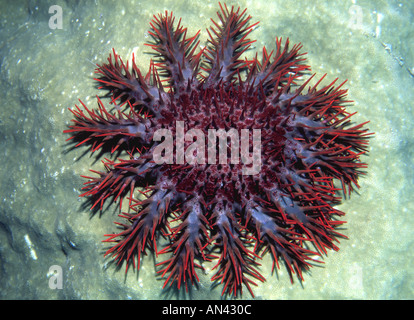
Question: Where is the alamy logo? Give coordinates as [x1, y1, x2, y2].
[48, 5, 63, 30]
[348, 5, 363, 30]
[153, 121, 261, 175]
[48, 265, 63, 289]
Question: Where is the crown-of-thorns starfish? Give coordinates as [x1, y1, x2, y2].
[64, 3, 372, 297]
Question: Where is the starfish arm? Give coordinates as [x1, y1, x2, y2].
[210, 202, 265, 298]
[79, 156, 156, 211]
[203, 3, 258, 85]
[102, 189, 174, 272]
[146, 11, 202, 94]
[156, 198, 211, 292]
[246, 38, 310, 96]
[94, 49, 169, 118]
[64, 97, 150, 155]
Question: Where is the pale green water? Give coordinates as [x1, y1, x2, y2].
[0, 0, 413, 299]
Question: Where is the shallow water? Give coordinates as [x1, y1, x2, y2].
[0, 0, 413, 299]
